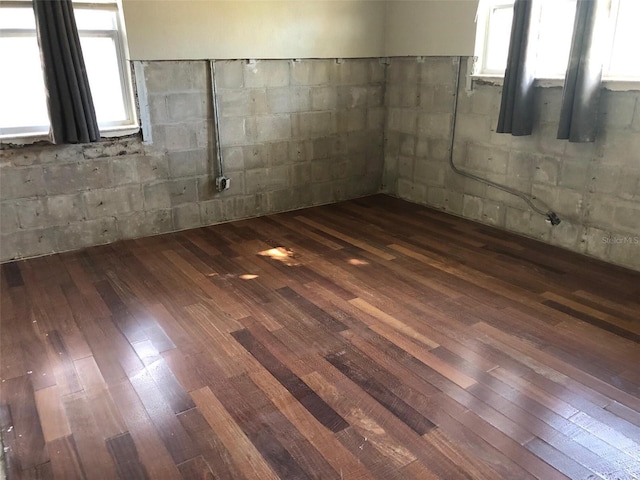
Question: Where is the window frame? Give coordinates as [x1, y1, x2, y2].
[0, 0, 138, 142]
[473, 0, 640, 86]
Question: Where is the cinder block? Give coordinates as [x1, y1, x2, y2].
[256, 115, 292, 142]
[43, 163, 85, 196]
[633, 97, 640, 132]
[528, 212, 552, 242]
[269, 142, 290, 166]
[591, 164, 620, 195]
[14, 198, 45, 229]
[535, 123, 567, 156]
[266, 87, 292, 114]
[0, 201, 18, 234]
[387, 108, 418, 134]
[311, 87, 338, 111]
[417, 113, 452, 140]
[5, 228, 56, 259]
[600, 91, 636, 128]
[112, 157, 139, 185]
[388, 59, 418, 85]
[507, 151, 535, 179]
[291, 60, 335, 86]
[243, 144, 272, 169]
[288, 141, 313, 162]
[245, 166, 289, 193]
[505, 207, 532, 234]
[537, 88, 563, 122]
[196, 176, 217, 202]
[268, 187, 311, 212]
[290, 87, 312, 111]
[85, 159, 114, 190]
[370, 60, 386, 84]
[559, 161, 590, 189]
[367, 85, 384, 108]
[582, 226, 610, 258]
[2, 148, 41, 167]
[47, 194, 85, 224]
[216, 60, 244, 89]
[117, 209, 172, 239]
[222, 147, 244, 172]
[615, 170, 640, 201]
[292, 112, 335, 138]
[143, 61, 206, 93]
[466, 144, 509, 175]
[311, 182, 335, 205]
[452, 114, 489, 143]
[415, 160, 447, 187]
[220, 89, 268, 117]
[200, 199, 224, 224]
[167, 150, 209, 178]
[443, 190, 464, 215]
[368, 108, 385, 130]
[165, 179, 198, 206]
[55, 217, 118, 253]
[82, 185, 143, 219]
[399, 135, 416, 156]
[428, 139, 450, 162]
[219, 117, 256, 146]
[147, 94, 169, 125]
[339, 86, 366, 109]
[244, 60, 290, 88]
[481, 201, 505, 226]
[143, 182, 171, 210]
[166, 92, 208, 122]
[462, 195, 483, 221]
[337, 60, 369, 85]
[420, 58, 455, 85]
[159, 123, 200, 152]
[172, 203, 201, 230]
[336, 110, 366, 133]
[397, 156, 414, 180]
[136, 154, 169, 182]
[614, 204, 640, 231]
[550, 220, 581, 249]
[1, 165, 46, 199]
[427, 187, 446, 208]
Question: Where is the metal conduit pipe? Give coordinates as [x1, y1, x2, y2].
[448, 56, 561, 226]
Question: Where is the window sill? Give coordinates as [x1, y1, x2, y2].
[471, 74, 640, 92]
[0, 125, 140, 148]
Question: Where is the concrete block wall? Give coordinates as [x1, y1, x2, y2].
[384, 57, 640, 271]
[0, 59, 385, 262]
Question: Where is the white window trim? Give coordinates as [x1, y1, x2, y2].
[473, 0, 640, 88]
[0, 0, 139, 145]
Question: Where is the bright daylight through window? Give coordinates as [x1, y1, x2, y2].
[0, 1, 136, 139]
[475, 0, 640, 80]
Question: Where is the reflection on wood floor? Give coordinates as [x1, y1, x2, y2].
[1, 194, 639, 479]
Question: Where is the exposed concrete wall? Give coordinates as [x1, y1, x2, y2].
[122, 1, 386, 60]
[0, 59, 385, 262]
[384, 57, 640, 271]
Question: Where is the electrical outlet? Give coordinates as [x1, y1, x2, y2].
[216, 176, 230, 192]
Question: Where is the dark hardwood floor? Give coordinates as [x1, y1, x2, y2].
[1, 194, 639, 479]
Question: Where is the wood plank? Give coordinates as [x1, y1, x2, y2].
[190, 386, 280, 480]
[2, 194, 639, 480]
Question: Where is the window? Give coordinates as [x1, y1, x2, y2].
[474, 0, 640, 80]
[0, 1, 137, 139]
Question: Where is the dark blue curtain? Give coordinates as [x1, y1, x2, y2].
[557, 0, 607, 143]
[497, 0, 535, 136]
[33, 0, 99, 144]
